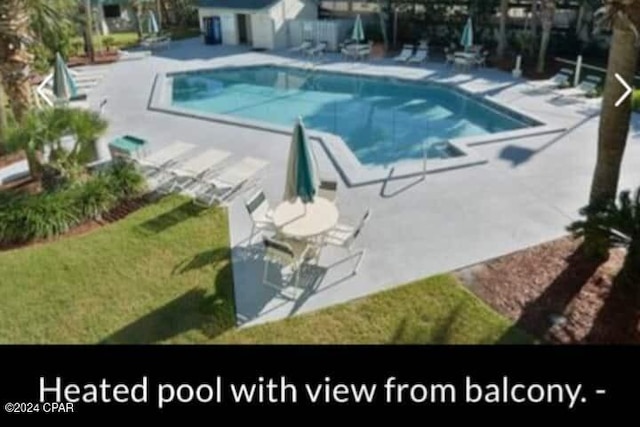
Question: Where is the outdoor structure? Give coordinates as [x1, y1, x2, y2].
[197, 0, 318, 50]
[92, 0, 142, 34]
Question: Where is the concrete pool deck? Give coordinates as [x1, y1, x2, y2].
[7, 38, 640, 327]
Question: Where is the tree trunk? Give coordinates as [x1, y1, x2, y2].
[619, 240, 640, 300]
[375, 0, 389, 51]
[0, 0, 33, 123]
[531, 0, 539, 39]
[84, 0, 95, 62]
[0, 81, 8, 155]
[536, 0, 555, 74]
[497, 0, 509, 59]
[134, 4, 144, 41]
[25, 148, 44, 182]
[589, 23, 639, 204]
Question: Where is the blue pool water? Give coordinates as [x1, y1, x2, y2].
[171, 65, 538, 165]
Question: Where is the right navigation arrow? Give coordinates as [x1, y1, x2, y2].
[615, 73, 632, 107]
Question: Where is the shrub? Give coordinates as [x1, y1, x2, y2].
[0, 162, 146, 245]
[632, 89, 640, 112]
[74, 176, 118, 220]
[102, 36, 116, 52]
[105, 161, 147, 199]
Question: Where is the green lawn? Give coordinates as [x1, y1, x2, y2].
[72, 27, 201, 53]
[0, 195, 531, 344]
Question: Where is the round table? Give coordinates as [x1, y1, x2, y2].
[272, 197, 339, 239]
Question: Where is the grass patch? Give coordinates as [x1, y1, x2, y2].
[0, 195, 233, 344]
[219, 275, 532, 344]
[0, 195, 530, 344]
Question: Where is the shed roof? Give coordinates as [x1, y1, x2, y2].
[197, 0, 281, 10]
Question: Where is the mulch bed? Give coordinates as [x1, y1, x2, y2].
[456, 236, 639, 344]
[0, 196, 149, 253]
[67, 51, 120, 67]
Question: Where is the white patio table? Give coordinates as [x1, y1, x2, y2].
[272, 197, 339, 239]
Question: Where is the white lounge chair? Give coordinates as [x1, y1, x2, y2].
[393, 44, 414, 62]
[527, 68, 573, 91]
[408, 47, 429, 64]
[189, 157, 269, 206]
[355, 42, 373, 61]
[554, 76, 601, 99]
[290, 40, 312, 53]
[134, 141, 196, 173]
[168, 148, 232, 192]
[306, 41, 327, 57]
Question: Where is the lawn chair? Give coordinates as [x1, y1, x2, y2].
[245, 189, 276, 243]
[324, 209, 371, 275]
[188, 157, 269, 206]
[262, 235, 314, 291]
[554, 75, 601, 99]
[408, 47, 429, 64]
[167, 148, 232, 192]
[289, 40, 313, 54]
[306, 41, 327, 57]
[355, 41, 373, 61]
[475, 50, 489, 68]
[318, 179, 338, 202]
[393, 44, 414, 62]
[134, 141, 195, 173]
[527, 68, 573, 91]
[444, 48, 455, 66]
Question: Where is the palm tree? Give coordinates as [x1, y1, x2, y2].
[496, 0, 509, 59]
[536, 0, 556, 73]
[376, 0, 390, 51]
[83, 0, 95, 62]
[0, 0, 34, 123]
[0, 80, 9, 155]
[585, 0, 640, 254]
[569, 187, 640, 289]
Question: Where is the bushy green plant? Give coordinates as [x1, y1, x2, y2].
[631, 89, 640, 112]
[102, 36, 116, 52]
[105, 160, 147, 199]
[0, 162, 146, 245]
[74, 175, 117, 220]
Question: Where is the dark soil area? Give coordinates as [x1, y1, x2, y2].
[67, 51, 120, 67]
[457, 236, 639, 344]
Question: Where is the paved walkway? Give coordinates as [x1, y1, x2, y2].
[5, 39, 640, 326]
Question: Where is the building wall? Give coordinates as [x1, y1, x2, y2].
[269, 0, 318, 49]
[251, 13, 275, 49]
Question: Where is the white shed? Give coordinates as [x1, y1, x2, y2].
[197, 0, 318, 50]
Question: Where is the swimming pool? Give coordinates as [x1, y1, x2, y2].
[170, 65, 541, 166]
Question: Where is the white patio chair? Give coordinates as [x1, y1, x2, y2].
[245, 189, 276, 243]
[393, 44, 414, 62]
[355, 41, 374, 61]
[289, 40, 313, 53]
[408, 47, 429, 64]
[262, 235, 314, 291]
[475, 50, 489, 68]
[318, 179, 338, 202]
[324, 209, 371, 275]
[188, 157, 269, 206]
[167, 147, 232, 192]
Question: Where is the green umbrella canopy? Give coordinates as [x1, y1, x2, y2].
[52, 52, 78, 102]
[284, 118, 319, 203]
[352, 14, 365, 42]
[460, 17, 474, 51]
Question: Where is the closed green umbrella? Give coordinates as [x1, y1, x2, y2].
[52, 52, 78, 103]
[284, 117, 319, 203]
[352, 14, 365, 43]
[147, 10, 159, 35]
[460, 17, 474, 51]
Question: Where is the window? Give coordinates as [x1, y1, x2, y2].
[103, 5, 121, 19]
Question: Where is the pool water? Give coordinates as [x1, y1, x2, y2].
[171, 65, 537, 166]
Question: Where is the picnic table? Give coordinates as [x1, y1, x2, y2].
[272, 197, 339, 239]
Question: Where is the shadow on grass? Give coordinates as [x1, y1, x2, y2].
[138, 200, 208, 234]
[497, 244, 605, 343]
[173, 247, 230, 275]
[389, 305, 464, 344]
[102, 263, 235, 344]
